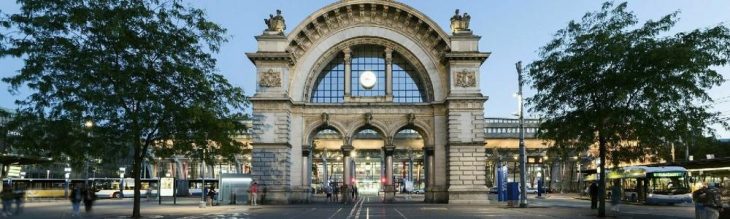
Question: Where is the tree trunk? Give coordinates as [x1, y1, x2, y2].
[598, 132, 607, 217]
[132, 142, 142, 218]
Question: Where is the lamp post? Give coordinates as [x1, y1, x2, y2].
[199, 147, 207, 208]
[515, 61, 528, 207]
[84, 120, 93, 185]
[119, 167, 126, 198]
[64, 167, 72, 198]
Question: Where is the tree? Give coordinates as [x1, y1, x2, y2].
[0, 0, 248, 218]
[527, 2, 730, 216]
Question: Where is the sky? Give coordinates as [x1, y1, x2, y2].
[1, 0, 729, 137]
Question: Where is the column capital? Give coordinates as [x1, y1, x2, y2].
[341, 145, 354, 156]
[302, 145, 312, 156]
[383, 145, 396, 156]
[423, 145, 435, 155]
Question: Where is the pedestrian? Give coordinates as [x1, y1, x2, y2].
[353, 185, 358, 200]
[70, 183, 83, 217]
[250, 182, 258, 206]
[589, 181, 598, 209]
[83, 185, 96, 213]
[13, 185, 24, 215]
[693, 184, 708, 219]
[325, 185, 332, 202]
[1, 184, 13, 216]
[207, 187, 217, 206]
[610, 180, 621, 214]
[333, 185, 339, 202]
[351, 185, 356, 200]
[704, 183, 722, 219]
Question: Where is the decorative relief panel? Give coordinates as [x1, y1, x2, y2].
[455, 70, 476, 87]
[259, 69, 282, 87]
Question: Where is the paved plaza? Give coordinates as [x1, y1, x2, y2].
[3, 194, 695, 219]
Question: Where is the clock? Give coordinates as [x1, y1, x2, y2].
[359, 71, 376, 89]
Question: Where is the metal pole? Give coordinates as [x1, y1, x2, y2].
[516, 61, 528, 207]
[158, 159, 161, 205]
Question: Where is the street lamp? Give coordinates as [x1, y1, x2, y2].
[119, 167, 126, 198]
[84, 120, 93, 185]
[64, 167, 72, 198]
[515, 61, 528, 207]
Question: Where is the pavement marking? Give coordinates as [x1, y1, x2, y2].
[394, 208, 407, 219]
[353, 198, 365, 219]
[367, 207, 369, 219]
[328, 207, 343, 219]
[420, 207, 448, 210]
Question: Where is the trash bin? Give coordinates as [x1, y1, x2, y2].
[506, 182, 519, 206]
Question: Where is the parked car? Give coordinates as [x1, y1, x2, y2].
[412, 189, 425, 194]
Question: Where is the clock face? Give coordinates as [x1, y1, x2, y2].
[359, 71, 376, 89]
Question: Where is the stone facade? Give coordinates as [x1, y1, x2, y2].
[246, 0, 489, 204]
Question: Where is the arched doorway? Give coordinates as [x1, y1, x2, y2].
[392, 128, 425, 200]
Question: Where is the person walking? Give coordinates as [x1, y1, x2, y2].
[325, 185, 332, 203]
[13, 185, 24, 215]
[1, 185, 14, 216]
[207, 187, 217, 206]
[250, 182, 258, 206]
[693, 184, 708, 219]
[589, 181, 598, 209]
[83, 185, 96, 213]
[70, 184, 83, 217]
[610, 180, 621, 214]
[704, 183, 722, 219]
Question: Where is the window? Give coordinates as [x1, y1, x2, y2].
[311, 53, 345, 103]
[392, 53, 425, 103]
[310, 44, 426, 103]
[351, 45, 386, 97]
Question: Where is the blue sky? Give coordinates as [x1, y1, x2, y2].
[1, 0, 729, 137]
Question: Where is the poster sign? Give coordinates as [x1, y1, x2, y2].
[160, 177, 174, 197]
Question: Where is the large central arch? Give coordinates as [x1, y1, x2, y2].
[247, 0, 490, 204]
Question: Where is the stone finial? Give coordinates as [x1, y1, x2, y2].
[264, 9, 286, 35]
[450, 9, 471, 33]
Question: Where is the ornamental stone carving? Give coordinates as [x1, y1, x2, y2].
[455, 70, 476, 87]
[450, 9, 471, 33]
[264, 9, 286, 35]
[259, 69, 281, 87]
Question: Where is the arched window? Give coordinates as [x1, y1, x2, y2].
[310, 44, 426, 103]
[392, 53, 425, 103]
[311, 53, 345, 103]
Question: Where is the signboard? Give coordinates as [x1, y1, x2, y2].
[651, 172, 684, 178]
[160, 177, 174, 197]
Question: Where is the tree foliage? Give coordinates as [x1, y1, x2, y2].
[527, 2, 730, 216]
[0, 0, 248, 217]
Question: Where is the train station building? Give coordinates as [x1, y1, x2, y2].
[246, 0, 490, 204]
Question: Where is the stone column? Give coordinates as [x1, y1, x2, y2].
[341, 145, 354, 203]
[424, 146, 436, 202]
[343, 47, 352, 98]
[384, 47, 393, 101]
[383, 145, 396, 202]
